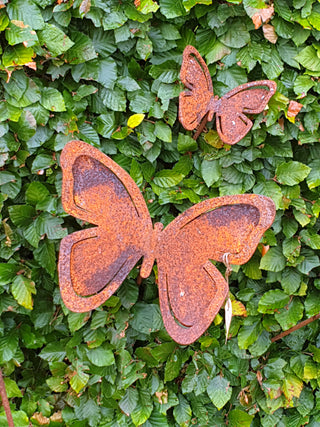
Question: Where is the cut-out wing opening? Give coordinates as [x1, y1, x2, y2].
[157, 194, 275, 344]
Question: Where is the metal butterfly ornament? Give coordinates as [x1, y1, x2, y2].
[58, 140, 276, 345]
[179, 45, 277, 143]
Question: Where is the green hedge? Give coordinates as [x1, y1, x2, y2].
[0, 0, 320, 425]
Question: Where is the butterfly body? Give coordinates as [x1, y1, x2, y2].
[179, 45, 276, 144]
[59, 140, 276, 345]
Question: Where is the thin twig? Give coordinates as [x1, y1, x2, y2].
[271, 313, 320, 342]
[0, 369, 14, 427]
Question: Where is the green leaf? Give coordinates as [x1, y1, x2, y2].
[207, 376, 232, 410]
[260, 247, 286, 272]
[219, 20, 250, 48]
[2, 45, 35, 67]
[25, 182, 49, 206]
[38, 23, 74, 56]
[206, 40, 231, 64]
[131, 389, 153, 426]
[131, 303, 163, 334]
[0, 411, 29, 427]
[119, 388, 139, 416]
[276, 161, 311, 185]
[8, 204, 35, 226]
[295, 45, 320, 71]
[300, 229, 320, 250]
[34, 240, 56, 277]
[258, 290, 290, 314]
[0, 263, 20, 286]
[7, 0, 45, 30]
[11, 275, 36, 310]
[306, 159, 320, 189]
[165, 349, 182, 382]
[4, 378, 22, 398]
[281, 268, 302, 294]
[86, 347, 115, 367]
[177, 133, 198, 153]
[305, 290, 320, 317]
[5, 21, 38, 47]
[153, 170, 184, 187]
[201, 159, 221, 187]
[238, 320, 261, 349]
[40, 87, 66, 112]
[228, 409, 254, 427]
[173, 394, 192, 427]
[159, 0, 186, 18]
[136, 36, 153, 60]
[39, 341, 67, 362]
[0, 334, 19, 363]
[155, 121, 172, 142]
[64, 32, 97, 64]
[275, 298, 304, 330]
[101, 87, 126, 111]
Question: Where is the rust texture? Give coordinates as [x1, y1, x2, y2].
[179, 45, 277, 144]
[0, 369, 15, 427]
[59, 140, 276, 345]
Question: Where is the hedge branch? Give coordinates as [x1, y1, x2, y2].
[271, 313, 320, 342]
[0, 369, 14, 427]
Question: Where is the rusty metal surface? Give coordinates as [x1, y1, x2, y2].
[179, 45, 277, 144]
[58, 140, 276, 344]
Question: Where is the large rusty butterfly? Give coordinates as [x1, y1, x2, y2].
[179, 45, 277, 143]
[58, 140, 276, 345]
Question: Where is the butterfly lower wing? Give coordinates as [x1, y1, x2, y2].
[59, 140, 153, 312]
[179, 45, 213, 131]
[216, 81, 276, 145]
[157, 194, 276, 345]
[59, 228, 143, 312]
[158, 257, 228, 345]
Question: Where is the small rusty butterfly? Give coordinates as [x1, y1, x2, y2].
[179, 45, 277, 143]
[58, 140, 276, 345]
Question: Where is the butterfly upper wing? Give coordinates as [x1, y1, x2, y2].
[216, 80, 276, 145]
[179, 45, 213, 131]
[157, 194, 275, 345]
[58, 140, 153, 312]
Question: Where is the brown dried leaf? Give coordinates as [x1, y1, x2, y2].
[25, 62, 37, 70]
[155, 390, 168, 404]
[287, 100, 303, 118]
[11, 20, 28, 28]
[252, 5, 274, 29]
[31, 413, 50, 425]
[50, 411, 63, 423]
[263, 24, 278, 43]
[79, 0, 91, 15]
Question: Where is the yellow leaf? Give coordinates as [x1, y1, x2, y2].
[231, 300, 247, 317]
[127, 114, 145, 129]
[214, 313, 223, 325]
[282, 374, 303, 402]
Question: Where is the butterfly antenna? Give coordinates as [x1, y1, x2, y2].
[193, 113, 209, 140]
[222, 253, 232, 344]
